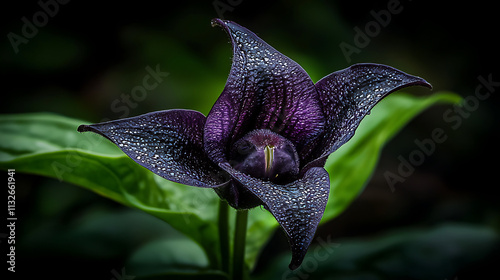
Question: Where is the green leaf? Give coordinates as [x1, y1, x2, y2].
[0, 113, 221, 268]
[322, 91, 462, 221]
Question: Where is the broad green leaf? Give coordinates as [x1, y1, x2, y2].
[0, 113, 221, 268]
[323, 91, 462, 221]
[0, 113, 121, 160]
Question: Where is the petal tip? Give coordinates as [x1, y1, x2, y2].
[289, 252, 307, 270]
[289, 263, 299, 270]
[420, 78, 433, 90]
[210, 18, 220, 27]
[289, 251, 307, 270]
[210, 18, 226, 28]
[407, 72, 432, 90]
[350, 63, 433, 90]
[77, 124, 90, 133]
[411, 77, 433, 92]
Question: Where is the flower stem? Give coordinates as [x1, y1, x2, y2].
[232, 209, 248, 280]
[218, 200, 230, 273]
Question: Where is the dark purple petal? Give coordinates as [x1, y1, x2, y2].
[220, 162, 330, 269]
[78, 110, 228, 188]
[205, 19, 325, 164]
[305, 63, 432, 169]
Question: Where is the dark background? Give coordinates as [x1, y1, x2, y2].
[1, 0, 498, 279]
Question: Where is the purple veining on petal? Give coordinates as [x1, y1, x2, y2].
[204, 19, 325, 166]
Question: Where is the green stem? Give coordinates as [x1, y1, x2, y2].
[218, 200, 230, 274]
[232, 209, 248, 280]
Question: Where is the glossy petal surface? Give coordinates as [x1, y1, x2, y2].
[306, 63, 432, 168]
[205, 19, 325, 164]
[78, 110, 228, 188]
[220, 163, 330, 269]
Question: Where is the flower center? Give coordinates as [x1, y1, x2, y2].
[230, 129, 300, 184]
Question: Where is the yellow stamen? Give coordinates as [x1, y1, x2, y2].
[264, 145, 275, 175]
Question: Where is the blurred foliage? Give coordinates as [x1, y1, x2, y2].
[257, 223, 499, 280]
[1, 0, 498, 279]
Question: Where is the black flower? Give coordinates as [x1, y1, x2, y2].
[78, 19, 431, 269]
